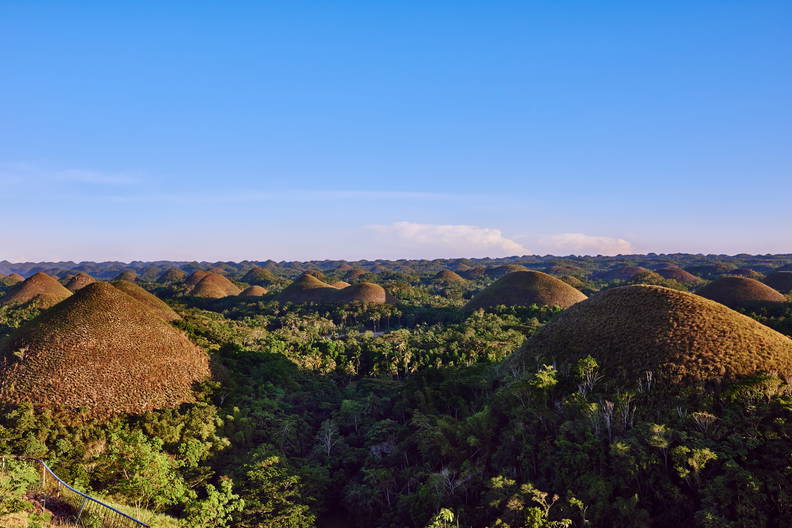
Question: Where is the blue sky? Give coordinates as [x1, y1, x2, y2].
[2, 2, 790, 261]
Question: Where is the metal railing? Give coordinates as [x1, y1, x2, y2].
[1, 455, 150, 527]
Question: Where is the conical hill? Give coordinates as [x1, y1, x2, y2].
[0, 272, 73, 308]
[509, 285, 792, 386]
[0, 282, 209, 417]
[465, 271, 587, 311]
[697, 276, 786, 309]
[190, 273, 242, 298]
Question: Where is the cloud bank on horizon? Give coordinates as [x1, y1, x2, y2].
[369, 222, 635, 259]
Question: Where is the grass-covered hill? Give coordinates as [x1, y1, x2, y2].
[64, 272, 96, 291]
[0, 272, 72, 308]
[189, 272, 242, 298]
[510, 284, 792, 386]
[465, 270, 587, 311]
[697, 276, 787, 309]
[0, 282, 209, 417]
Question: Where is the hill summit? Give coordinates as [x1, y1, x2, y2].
[0, 282, 209, 417]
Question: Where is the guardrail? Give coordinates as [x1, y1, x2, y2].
[1, 455, 150, 527]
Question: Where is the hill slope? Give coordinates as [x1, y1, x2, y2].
[111, 280, 181, 322]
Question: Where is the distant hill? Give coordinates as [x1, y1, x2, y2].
[465, 271, 586, 311]
[190, 272, 242, 298]
[114, 270, 138, 282]
[64, 272, 96, 291]
[0, 272, 72, 308]
[158, 267, 186, 283]
[241, 266, 278, 285]
[239, 285, 268, 297]
[697, 276, 786, 309]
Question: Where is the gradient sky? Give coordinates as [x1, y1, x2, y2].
[2, 2, 790, 261]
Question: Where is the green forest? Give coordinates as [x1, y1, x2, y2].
[1, 255, 792, 527]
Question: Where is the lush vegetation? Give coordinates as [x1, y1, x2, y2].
[1, 255, 791, 527]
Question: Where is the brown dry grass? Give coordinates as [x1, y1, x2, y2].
[697, 276, 786, 309]
[64, 272, 96, 292]
[730, 268, 764, 279]
[239, 285, 269, 297]
[185, 270, 210, 287]
[486, 264, 530, 278]
[597, 266, 652, 281]
[277, 273, 339, 303]
[0, 273, 73, 308]
[111, 280, 181, 322]
[278, 274, 389, 304]
[334, 282, 388, 304]
[158, 267, 186, 282]
[344, 268, 367, 281]
[560, 275, 585, 288]
[433, 270, 466, 283]
[332, 281, 351, 289]
[0, 282, 209, 418]
[764, 271, 792, 293]
[510, 285, 792, 385]
[465, 271, 587, 311]
[190, 273, 242, 298]
[113, 270, 138, 281]
[657, 267, 702, 284]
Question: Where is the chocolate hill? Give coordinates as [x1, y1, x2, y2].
[185, 270, 210, 287]
[0, 282, 209, 417]
[190, 273, 242, 298]
[332, 281, 351, 289]
[2, 273, 25, 286]
[597, 266, 653, 281]
[158, 267, 186, 283]
[239, 285, 268, 297]
[764, 271, 792, 293]
[433, 270, 466, 284]
[485, 264, 530, 279]
[0, 272, 73, 308]
[697, 276, 786, 309]
[509, 285, 792, 386]
[242, 266, 278, 285]
[344, 268, 367, 281]
[334, 282, 388, 304]
[111, 280, 181, 322]
[114, 270, 138, 282]
[657, 267, 702, 285]
[465, 271, 587, 311]
[278, 274, 389, 304]
[277, 273, 339, 303]
[730, 268, 764, 279]
[64, 272, 96, 291]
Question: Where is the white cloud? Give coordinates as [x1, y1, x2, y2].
[536, 233, 635, 256]
[368, 221, 529, 258]
[0, 162, 140, 185]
